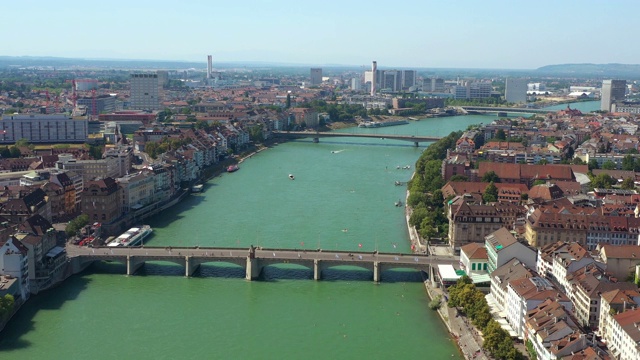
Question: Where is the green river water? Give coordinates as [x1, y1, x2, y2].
[0, 101, 599, 359]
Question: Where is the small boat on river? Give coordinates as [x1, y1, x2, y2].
[289, 174, 295, 180]
[227, 165, 239, 172]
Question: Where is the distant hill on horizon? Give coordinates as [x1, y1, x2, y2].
[536, 63, 640, 77]
[4, 56, 640, 78]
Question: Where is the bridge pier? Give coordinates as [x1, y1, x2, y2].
[185, 256, 200, 277]
[373, 261, 380, 282]
[314, 259, 320, 280]
[414, 141, 419, 147]
[245, 256, 261, 280]
[429, 265, 437, 287]
[127, 255, 144, 276]
[312, 137, 319, 143]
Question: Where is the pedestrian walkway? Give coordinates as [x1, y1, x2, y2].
[423, 281, 489, 360]
[485, 294, 518, 337]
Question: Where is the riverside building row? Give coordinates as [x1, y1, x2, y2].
[435, 111, 640, 359]
[0, 121, 253, 304]
[457, 228, 640, 360]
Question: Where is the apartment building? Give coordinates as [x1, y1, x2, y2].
[117, 172, 156, 214]
[0, 237, 30, 301]
[130, 73, 160, 110]
[568, 264, 636, 329]
[448, 202, 525, 252]
[489, 259, 535, 313]
[607, 307, 640, 360]
[597, 244, 640, 280]
[485, 227, 536, 274]
[598, 289, 640, 347]
[56, 154, 121, 183]
[526, 210, 640, 249]
[82, 177, 122, 223]
[0, 114, 88, 143]
[452, 81, 492, 100]
[524, 299, 587, 360]
[506, 276, 571, 338]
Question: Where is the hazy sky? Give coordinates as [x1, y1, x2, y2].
[3, 0, 638, 69]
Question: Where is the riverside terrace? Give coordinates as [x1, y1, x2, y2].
[67, 246, 458, 282]
[271, 131, 442, 146]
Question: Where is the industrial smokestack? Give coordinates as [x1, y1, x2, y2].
[207, 55, 213, 79]
[371, 61, 377, 96]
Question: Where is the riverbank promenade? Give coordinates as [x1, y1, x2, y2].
[67, 245, 458, 282]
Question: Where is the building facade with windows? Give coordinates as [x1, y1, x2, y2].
[0, 114, 88, 144]
[130, 73, 160, 110]
[82, 177, 122, 223]
[601, 79, 626, 112]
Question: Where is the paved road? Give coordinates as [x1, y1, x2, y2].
[67, 246, 458, 267]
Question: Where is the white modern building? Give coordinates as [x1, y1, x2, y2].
[130, 73, 161, 110]
[0, 237, 30, 301]
[505, 78, 527, 104]
[0, 114, 88, 143]
[485, 227, 537, 274]
[452, 81, 492, 100]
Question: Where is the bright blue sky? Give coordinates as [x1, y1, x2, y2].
[3, 0, 638, 69]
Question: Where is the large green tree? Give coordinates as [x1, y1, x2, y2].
[602, 160, 617, 170]
[621, 177, 635, 190]
[622, 155, 636, 171]
[483, 182, 498, 203]
[65, 214, 90, 237]
[0, 294, 15, 320]
[591, 173, 616, 189]
[481, 171, 500, 183]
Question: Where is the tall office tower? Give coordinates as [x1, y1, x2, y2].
[156, 70, 169, 87]
[432, 78, 444, 92]
[351, 78, 361, 91]
[402, 70, 416, 90]
[371, 61, 377, 96]
[601, 79, 626, 112]
[130, 73, 160, 110]
[382, 70, 402, 92]
[207, 55, 213, 79]
[504, 78, 527, 104]
[310, 68, 322, 85]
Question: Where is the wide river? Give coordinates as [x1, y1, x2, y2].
[0, 101, 599, 359]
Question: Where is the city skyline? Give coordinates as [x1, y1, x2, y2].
[3, 0, 640, 69]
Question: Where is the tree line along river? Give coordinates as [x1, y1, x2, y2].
[0, 101, 599, 359]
